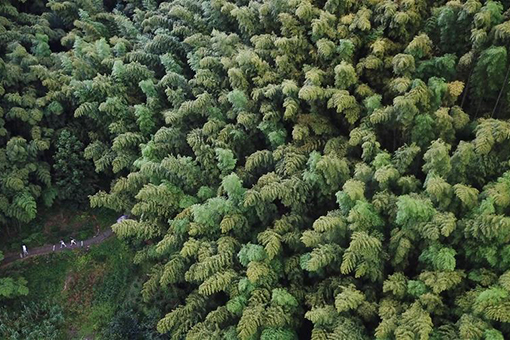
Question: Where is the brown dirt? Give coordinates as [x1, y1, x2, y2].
[43, 209, 71, 233]
[67, 327, 96, 340]
[63, 273, 74, 292]
[64, 266, 106, 312]
[42, 209, 97, 235]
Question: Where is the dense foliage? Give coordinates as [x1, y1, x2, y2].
[53, 129, 96, 202]
[0, 0, 57, 228]
[2, 0, 510, 338]
[0, 302, 65, 339]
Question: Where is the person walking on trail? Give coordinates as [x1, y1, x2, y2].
[22, 244, 28, 257]
[60, 239, 67, 248]
[70, 238, 77, 246]
[117, 214, 128, 223]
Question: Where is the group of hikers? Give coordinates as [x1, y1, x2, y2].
[18, 215, 129, 259]
[20, 238, 82, 258]
[54, 238, 83, 251]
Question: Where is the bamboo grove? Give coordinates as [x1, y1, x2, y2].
[2, 0, 510, 338]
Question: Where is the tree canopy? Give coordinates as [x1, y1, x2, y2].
[2, 0, 510, 339]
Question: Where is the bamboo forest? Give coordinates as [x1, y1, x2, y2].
[2, 0, 510, 339]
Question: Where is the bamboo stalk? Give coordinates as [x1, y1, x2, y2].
[491, 61, 510, 118]
[461, 63, 474, 109]
[461, 52, 478, 109]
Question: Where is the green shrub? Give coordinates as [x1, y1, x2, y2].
[0, 302, 65, 340]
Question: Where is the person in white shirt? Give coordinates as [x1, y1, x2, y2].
[117, 215, 128, 223]
[60, 239, 67, 248]
[22, 244, 28, 257]
[70, 238, 77, 246]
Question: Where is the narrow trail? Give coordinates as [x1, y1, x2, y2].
[0, 228, 114, 269]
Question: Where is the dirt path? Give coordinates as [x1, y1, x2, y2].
[1, 228, 114, 269]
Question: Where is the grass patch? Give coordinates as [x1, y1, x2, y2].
[5, 238, 135, 338]
[63, 238, 135, 338]
[2, 214, 137, 339]
[4, 251, 74, 303]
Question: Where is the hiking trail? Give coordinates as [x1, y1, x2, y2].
[0, 228, 114, 269]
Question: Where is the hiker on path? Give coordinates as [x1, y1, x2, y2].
[70, 238, 77, 246]
[2, 226, 115, 268]
[117, 214, 128, 223]
[22, 244, 28, 257]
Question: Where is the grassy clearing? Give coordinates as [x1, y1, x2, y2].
[66, 238, 133, 338]
[2, 237, 136, 339]
[1, 208, 167, 339]
[0, 208, 139, 339]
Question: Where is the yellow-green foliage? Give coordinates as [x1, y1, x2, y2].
[3, 0, 510, 338]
